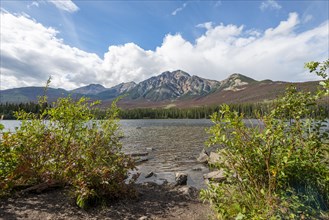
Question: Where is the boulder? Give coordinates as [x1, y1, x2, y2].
[175, 172, 188, 186]
[197, 149, 209, 163]
[177, 185, 199, 198]
[203, 170, 226, 182]
[208, 152, 220, 165]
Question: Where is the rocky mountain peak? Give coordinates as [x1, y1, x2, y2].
[158, 70, 190, 81]
[220, 73, 256, 91]
[128, 70, 220, 101]
[71, 83, 107, 95]
[111, 82, 137, 93]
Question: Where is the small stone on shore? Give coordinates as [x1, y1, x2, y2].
[175, 172, 188, 186]
[203, 170, 226, 182]
[197, 149, 209, 163]
[145, 172, 154, 178]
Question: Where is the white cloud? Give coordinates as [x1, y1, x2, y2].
[0, 11, 100, 89]
[196, 22, 213, 30]
[264, 12, 299, 37]
[172, 3, 187, 16]
[27, 1, 39, 9]
[1, 11, 328, 90]
[303, 14, 313, 23]
[260, 0, 282, 11]
[48, 0, 79, 13]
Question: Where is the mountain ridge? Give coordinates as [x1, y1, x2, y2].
[0, 70, 321, 108]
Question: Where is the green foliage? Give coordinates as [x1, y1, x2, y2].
[200, 60, 329, 219]
[0, 80, 135, 208]
[1, 100, 328, 120]
[119, 103, 328, 120]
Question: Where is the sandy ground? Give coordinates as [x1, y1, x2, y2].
[0, 182, 213, 220]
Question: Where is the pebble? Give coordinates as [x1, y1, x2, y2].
[145, 172, 154, 178]
[175, 172, 188, 186]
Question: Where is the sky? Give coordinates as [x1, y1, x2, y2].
[0, 0, 328, 90]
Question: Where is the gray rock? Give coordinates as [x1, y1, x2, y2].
[177, 186, 199, 198]
[145, 172, 154, 178]
[203, 170, 226, 182]
[128, 152, 149, 157]
[197, 149, 209, 163]
[175, 172, 188, 186]
[204, 145, 220, 155]
[135, 156, 149, 164]
[208, 152, 220, 165]
[192, 165, 205, 171]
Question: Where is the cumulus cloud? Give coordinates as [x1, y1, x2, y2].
[48, 0, 79, 13]
[0, 11, 100, 89]
[172, 3, 187, 16]
[1, 11, 328, 90]
[260, 0, 282, 11]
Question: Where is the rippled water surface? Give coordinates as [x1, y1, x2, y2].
[2, 118, 328, 188]
[120, 119, 213, 187]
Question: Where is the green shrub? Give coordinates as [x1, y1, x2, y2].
[200, 60, 329, 219]
[0, 79, 135, 208]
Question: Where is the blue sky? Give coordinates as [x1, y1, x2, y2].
[1, 0, 328, 89]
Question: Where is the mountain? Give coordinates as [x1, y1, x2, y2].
[0, 71, 321, 108]
[0, 87, 69, 103]
[96, 82, 136, 100]
[218, 73, 256, 91]
[71, 84, 107, 95]
[128, 70, 220, 101]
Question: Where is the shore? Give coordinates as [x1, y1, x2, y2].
[0, 182, 212, 220]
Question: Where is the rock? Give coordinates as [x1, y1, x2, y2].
[177, 186, 199, 198]
[208, 152, 220, 165]
[203, 170, 226, 182]
[197, 149, 209, 163]
[192, 165, 204, 171]
[131, 173, 140, 182]
[139, 216, 149, 220]
[158, 178, 168, 185]
[136, 127, 142, 129]
[128, 152, 149, 157]
[145, 172, 154, 178]
[145, 147, 153, 151]
[135, 156, 149, 164]
[175, 172, 188, 186]
[204, 145, 220, 155]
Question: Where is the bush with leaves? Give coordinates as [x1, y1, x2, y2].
[200, 60, 329, 219]
[0, 80, 135, 208]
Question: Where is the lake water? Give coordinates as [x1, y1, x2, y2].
[1, 119, 214, 188]
[2, 119, 328, 188]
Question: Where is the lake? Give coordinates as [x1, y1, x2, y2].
[2, 118, 328, 188]
[1, 119, 214, 188]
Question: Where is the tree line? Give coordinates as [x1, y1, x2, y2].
[1, 101, 328, 120]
